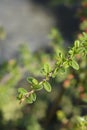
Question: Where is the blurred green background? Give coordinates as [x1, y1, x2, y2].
[0, 0, 87, 130]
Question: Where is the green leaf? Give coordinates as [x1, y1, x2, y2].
[31, 93, 37, 102]
[74, 40, 80, 48]
[32, 85, 43, 91]
[69, 50, 73, 55]
[58, 52, 62, 58]
[26, 93, 36, 103]
[69, 60, 79, 70]
[17, 88, 27, 100]
[27, 77, 38, 85]
[83, 32, 87, 37]
[43, 63, 51, 74]
[52, 68, 58, 78]
[43, 81, 51, 92]
[27, 77, 33, 84]
[59, 68, 65, 73]
[32, 78, 38, 85]
[77, 48, 83, 54]
[18, 88, 27, 95]
[26, 97, 33, 104]
[63, 61, 69, 68]
[17, 93, 23, 100]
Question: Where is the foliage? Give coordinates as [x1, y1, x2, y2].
[0, 26, 6, 40]
[78, 1, 87, 33]
[76, 116, 87, 130]
[0, 2, 87, 129]
[17, 32, 87, 104]
[50, 0, 77, 6]
[16, 30, 87, 130]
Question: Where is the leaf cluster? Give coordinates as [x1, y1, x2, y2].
[17, 32, 87, 104]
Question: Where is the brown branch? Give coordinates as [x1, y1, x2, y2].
[19, 89, 34, 104]
[44, 84, 66, 127]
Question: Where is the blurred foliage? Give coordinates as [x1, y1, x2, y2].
[33, 0, 80, 6]
[17, 31, 87, 103]
[78, 1, 87, 32]
[0, 26, 6, 40]
[50, 0, 78, 6]
[0, 1, 87, 129]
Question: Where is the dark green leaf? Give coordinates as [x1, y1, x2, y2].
[58, 52, 62, 58]
[26, 97, 33, 104]
[59, 68, 65, 73]
[26, 93, 36, 103]
[27, 77, 33, 84]
[17, 93, 23, 100]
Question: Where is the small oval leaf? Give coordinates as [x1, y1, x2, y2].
[70, 60, 79, 70]
[17, 93, 23, 100]
[18, 88, 27, 94]
[32, 85, 43, 91]
[52, 68, 58, 78]
[63, 61, 69, 69]
[74, 40, 80, 48]
[43, 81, 51, 92]
[59, 68, 65, 73]
[27, 77, 38, 85]
[43, 63, 51, 74]
[26, 97, 33, 104]
[31, 93, 37, 102]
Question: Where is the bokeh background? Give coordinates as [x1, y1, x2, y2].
[0, 0, 87, 130]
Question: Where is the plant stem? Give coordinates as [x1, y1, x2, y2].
[44, 84, 66, 127]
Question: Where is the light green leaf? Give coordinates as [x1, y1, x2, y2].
[69, 50, 73, 55]
[18, 88, 27, 94]
[43, 63, 51, 74]
[32, 85, 43, 91]
[31, 93, 37, 102]
[43, 81, 51, 92]
[63, 61, 69, 68]
[77, 48, 83, 54]
[69, 60, 79, 70]
[52, 68, 58, 78]
[58, 52, 62, 58]
[27, 77, 38, 85]
[26, 93, 36, 103]
[74, 40, 80, 48]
